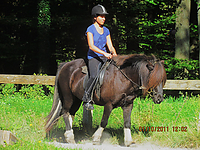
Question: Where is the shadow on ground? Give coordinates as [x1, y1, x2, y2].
[45, 127, 126, 146]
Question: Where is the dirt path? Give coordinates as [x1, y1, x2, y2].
[49, 141, 192, 150]
[48, 129, 194, 150]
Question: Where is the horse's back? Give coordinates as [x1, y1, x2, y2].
[57, 58, 86, 98]
[58, 58, 86, 72]
[58, 58, 86, 83]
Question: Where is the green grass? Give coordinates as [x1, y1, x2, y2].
[0, 92, 200, 149]
[130, 96, 200, 148]
[90, 95, 200, 148]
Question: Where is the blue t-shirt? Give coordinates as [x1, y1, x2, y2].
[86, 24, 110, 59]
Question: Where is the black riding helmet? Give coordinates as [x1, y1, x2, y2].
[91, 4, 108, 17]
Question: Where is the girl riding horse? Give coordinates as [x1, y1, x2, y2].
[82, 4, 117, 110]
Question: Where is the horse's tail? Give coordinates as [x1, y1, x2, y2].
[45, 62, 66, 132]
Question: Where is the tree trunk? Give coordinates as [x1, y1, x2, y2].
[197, 0, 200, 74]
[38, 0, 51, 74]
[175, 0, 191, 59]
[38, 26, 50, 74]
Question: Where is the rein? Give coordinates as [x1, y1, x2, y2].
[111, 59, 144, 90]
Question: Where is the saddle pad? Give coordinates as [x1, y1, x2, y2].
[81, 62, 110, 99]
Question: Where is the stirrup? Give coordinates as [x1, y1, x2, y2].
[83, 102, 94, 110]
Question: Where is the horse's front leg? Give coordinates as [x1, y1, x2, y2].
[92, 102, 113, 145]
[122, 101, 135, 147]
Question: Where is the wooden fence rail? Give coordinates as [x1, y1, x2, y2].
[0, 74, 55, 85]
[1, 74, 199, 134]
[1, 74, 200, 90]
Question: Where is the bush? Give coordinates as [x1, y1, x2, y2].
[164, 58, 199, 80]
[0, 84, 17, 97]
[0, 83, 54, 100]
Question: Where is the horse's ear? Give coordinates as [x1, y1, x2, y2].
[151, 54, 156, 60]
[160, 60, 164, 65]
[146, 60, 154, 71]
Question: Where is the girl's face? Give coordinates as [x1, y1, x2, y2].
[95, 14, 106, 26]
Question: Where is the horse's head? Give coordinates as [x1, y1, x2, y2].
[142, 57, 167, 104]
[113, 54, 167, 104]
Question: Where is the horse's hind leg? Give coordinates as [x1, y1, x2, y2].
[60, 93, 76, 143]
[63, 112, 75, 144]
[63, 97, 82, 144]
[60, 90, 75, 143]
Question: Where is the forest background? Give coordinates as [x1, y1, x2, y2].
[0, 0, 199, 80]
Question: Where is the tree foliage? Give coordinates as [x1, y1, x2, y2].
[0, 0, 199, 79]
[38, 0, 51, 27]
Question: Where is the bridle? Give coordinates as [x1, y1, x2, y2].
[111, 59, 162, 97]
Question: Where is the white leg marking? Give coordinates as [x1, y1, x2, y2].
[124, 128, 133, 147]
[64, 129, 75, 144]
[92, 127, 104, 145]
[64, 113, 75, 144]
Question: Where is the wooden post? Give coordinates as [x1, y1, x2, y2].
[0, 130, 18, 147]
[198, 0, 200, 76]
[83, 108, 93, 135]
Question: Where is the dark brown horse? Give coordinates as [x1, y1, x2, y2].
[45, 54, 167, 146]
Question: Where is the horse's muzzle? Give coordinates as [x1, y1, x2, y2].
[153, 94, 163, 104]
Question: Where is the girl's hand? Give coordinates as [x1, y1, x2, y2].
[110, 51, 117, 56]
[104, 53, 113, 59]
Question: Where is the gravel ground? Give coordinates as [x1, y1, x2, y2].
[48, 129, 197, 150]
[49, 141, 195, 150]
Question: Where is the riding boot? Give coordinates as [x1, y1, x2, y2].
[82, 78, 95, 110]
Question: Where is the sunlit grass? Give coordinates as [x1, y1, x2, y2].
[0, 93, 200, 149]
[0, 95, 56, 149]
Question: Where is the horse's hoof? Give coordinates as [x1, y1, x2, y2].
[66, 139, 76, 144]
[125, 141, 135, 147]
[64, 130, 75, 144]
[93, 140, 100, 145]
[129, 142, 136, 147]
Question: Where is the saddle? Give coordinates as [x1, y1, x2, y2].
[81, 61, 111, 99]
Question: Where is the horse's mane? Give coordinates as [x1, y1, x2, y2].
[112, 54, 167, 95]
[113, 54, 148, 68]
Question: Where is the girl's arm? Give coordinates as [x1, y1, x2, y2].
[87, 32, 112, 59]
[106, 34, 117, 56]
